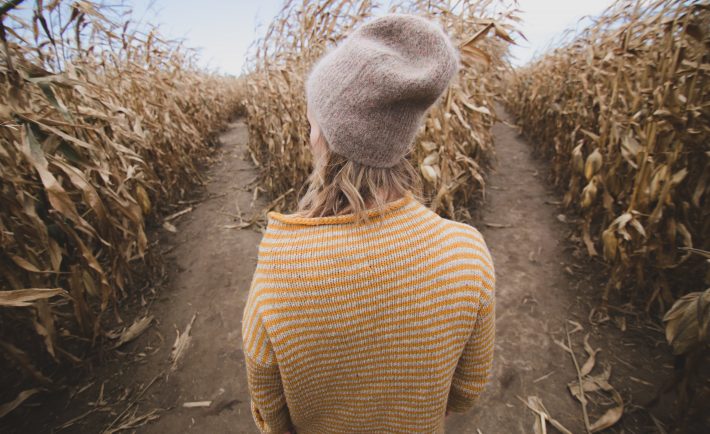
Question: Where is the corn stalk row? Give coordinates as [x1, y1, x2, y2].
[244, 0, 521, 221]
[0, 0, 242, 403]
[507, 0, 709, 313]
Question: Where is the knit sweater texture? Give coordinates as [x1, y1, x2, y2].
[241, 192, 496, 433]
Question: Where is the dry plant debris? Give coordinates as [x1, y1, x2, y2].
[547, 325, 624, 433]
[519, 395, 573, 434]
[182, 401, 212, 408]
[170, 313, 197, 373]
[0, 388, 43, 419]
[110, 315, 154, 349]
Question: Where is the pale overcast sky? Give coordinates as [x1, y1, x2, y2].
[129, 0, 616, 75]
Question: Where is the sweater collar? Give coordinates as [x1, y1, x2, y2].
[266, 191, 415, 226]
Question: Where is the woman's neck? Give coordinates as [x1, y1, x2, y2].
[338, 189, 403, 215]
[294, 183, 408, 218]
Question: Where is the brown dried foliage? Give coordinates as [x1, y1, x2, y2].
[0, 1, 241, 403]
[244, 0, 520, 220]
[507, 0, 709, 312]
[508, 3, 710, 421]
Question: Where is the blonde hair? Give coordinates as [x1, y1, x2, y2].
[296, 134, 423, 224]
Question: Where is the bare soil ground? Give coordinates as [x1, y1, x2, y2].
[4, 112, 690, 433]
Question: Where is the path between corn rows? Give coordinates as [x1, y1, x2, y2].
[26, 111, 673, 433]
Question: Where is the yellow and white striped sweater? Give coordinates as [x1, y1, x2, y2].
[241, 192, 495, 434]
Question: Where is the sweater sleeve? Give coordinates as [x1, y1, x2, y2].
[242, 280, 293, 434]
[446, 237, 496, 414]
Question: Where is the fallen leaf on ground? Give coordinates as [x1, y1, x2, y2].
[588, 307, 610, 325]
[568, 366, 613, 400]
[519, 395, 573, 434]
[590, 389, 624, 432]
[0, 388, 42, 418]
[170, 313, 197, 372]
[162, 222, 177, 233]
[566, 364, 625, 432]
[567, 320, 583, 334]
[580, 333, 601, 376]
[112, 315, 154, 349]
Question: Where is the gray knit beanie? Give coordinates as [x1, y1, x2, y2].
[305, 14, 459, 168]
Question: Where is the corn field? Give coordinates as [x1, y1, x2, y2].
[0, 1, 242, 403]
[507, 0, 709, 312]
[507, 1, 709, 420]
[244, 0, 521, 221]
[1, 0, 708, 429]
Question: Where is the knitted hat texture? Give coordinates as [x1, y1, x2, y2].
[305, 14, 459, 168]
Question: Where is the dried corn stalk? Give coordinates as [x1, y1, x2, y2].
[402, 0, 519, 219]
[244, 0, 520, 220]
[507, 0, 709, 312]
[0, 0, 242, 404]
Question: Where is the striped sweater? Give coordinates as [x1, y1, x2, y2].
[241, 192, 495, 434]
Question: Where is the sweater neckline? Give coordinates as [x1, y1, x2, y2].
[267, 191, 415, 226]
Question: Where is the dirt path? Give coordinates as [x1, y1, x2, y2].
[444, 109, 676, 433]
[10, 114, 677, 433]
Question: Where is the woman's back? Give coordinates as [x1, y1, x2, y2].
[242, 193, 495, 433]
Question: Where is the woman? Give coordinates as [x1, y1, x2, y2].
[241, 13, 495, 434]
